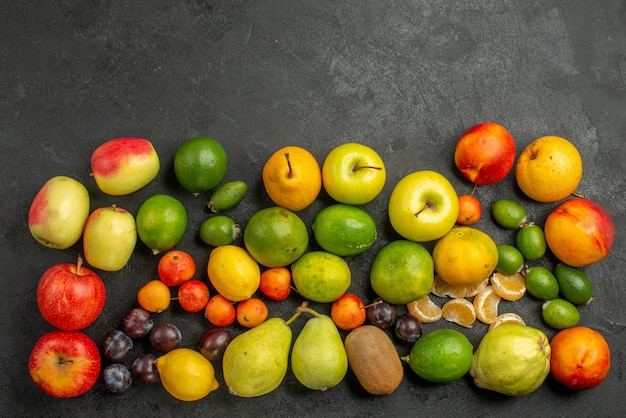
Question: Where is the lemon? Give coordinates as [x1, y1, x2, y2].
[207, 245, 260, 302]
[156, 348, 219, 401]
[370, 240, 434, 304]
[495, 244, 525, 275]
[524, 266, 559, 300]
[174, 136, 228, 194]
[312, 204, 377, 256]
[136, 194, 187, 255]
[291, 251, 351, 303]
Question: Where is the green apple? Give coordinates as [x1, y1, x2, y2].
[83, 205, 137, 271]
[28, 176, 90, 250]
[321, 143, 386, 205]
[388, 170, 459, 242]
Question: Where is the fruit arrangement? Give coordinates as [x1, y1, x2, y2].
[27, 126, 615, 401]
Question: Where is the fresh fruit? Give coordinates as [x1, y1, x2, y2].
[331, 293, 366, 331]
[550, 326, 611, 390]
[516, 224, 547, 261]
[243, 206, 308, 268]
[102, 363, 132, 393]
[291, 306, 348, 391]
[441, 298, 476, 328]
[344, 325, 404, 395]
[489, 312, 525, 330]
[174, 136, 228, 195]
[454, 122, 516, 185]
[121, 308, 154, 339]
[291, 251, 351, 303]
[28, 330, 101, 398]
[554, 263, 593, 305]
[456, 194, 482, 225]
[157, 250, 196, 287]
[431, 275, 467, 299]
[204, 295, 237, 327]
[523, 266, 559, 300]
[365, 298, 398, 329]
[131, 353, 159, 384]
[28, 175, 90, 250]
[544, 197, 615, 267]
[515, 136, 583, 202]
[432, 226, 498, 287]
[155, 347, 219, 401]
[177, 279, 210, 313]
[149, 323, 182, 353]
[199, 215, 240, 247]
[259, 267, 292, 301]
[100, 330, 133, 362]
[136, 194, 187, 255]
[90, 137, 160, 195]
[207, 180, 248, 212]
[137, 280, 171, 313]
[394, 314, 423, 344]
[402, 328, 473, 383]
[369, 240, 434, 304]
[407, 295, 442, 324]
[388, 170, 459, 242]
[83, 205, 137, 271]
[491, 198, 527, 229]
[207, 245, 260, 302]
[495, 244, 525, 275]
[262, 145, 322, 211]
[312, 204, 377, 256]
[199, 328, 232, 361]
[236, 298, 268, 328]
[490, 272, 526, 301]
[36, 257, 106, 331]
[473, 285, 501, 324]
[321, 142, 386, 205]
[542, 299, 580, 329]
[470, 324, 551, 396]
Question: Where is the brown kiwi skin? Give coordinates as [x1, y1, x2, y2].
[344, 325, 404, 395]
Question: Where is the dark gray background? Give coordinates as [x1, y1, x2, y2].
[1, 1, 625, 416]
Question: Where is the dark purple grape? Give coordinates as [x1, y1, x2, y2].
[149, 323, 182, 353]
[102, 363, 132, 393]
[122, 308, 154, 338]
[199, 328, 232, 361]
[100, 330, 133, 362]
[366, 298, 398, 329]
[131, 353, 160, 384]
[394, 314, 423, 344]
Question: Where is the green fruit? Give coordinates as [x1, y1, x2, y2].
[542, 299, 580, 329]
[199, 216, 240, 247]
[554, 263, 594, 305]
[207, 181, 248, 212]
[312, 204, 377, 257]
[470, 324, 551, 396]
[136, 194, 187, 255]
[291, 251, 351, 303]
[370, 240, 434, 305]
[516, 224, 546, 261]
[496, 244, 525, 275]
[491, 199, 527, 229]
[524, 266, 559, 300]
[402, 329, 473, 383]
[174, 136, 228, 194]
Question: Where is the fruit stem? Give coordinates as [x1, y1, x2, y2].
[400, 355, 410, 363]
[285, 301, 308, 325]
[284, 152, 294, 178]
[76, 254, 84, 275]
[363, 300, 383, 309]
[470, 183, 478, 196]
[352, 165, 382, 172]
[572, 191, 587, 198]
[414, 203, 430, 217]
[296, 304, 323, 318]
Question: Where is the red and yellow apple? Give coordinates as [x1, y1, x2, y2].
[91, 137, 160, 195]
[28, 175, 90, 250]
[454, 122, 516, 185]
[544, 197, 615, 267]
[37, 256, 106, 331]
[28, 331, 101, 398]
[83, 205, 137, 271]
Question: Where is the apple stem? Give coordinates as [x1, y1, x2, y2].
[572, 191, 587, 198]
[76, 254, 84, 274]
[362, 300, 383, 309]
[414, 204, 430, 217]
[352, 165, 382, 173]
[470, 183, 478, 196]
[284, 152, 294, 178]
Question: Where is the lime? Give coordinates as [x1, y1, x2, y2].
[403, 328, 473, 383]
[542, 299, 580, 329]
[174, 136, 228, 194]
[491, 199, 527, 229]
[291, 251, 351, 303]
[370, 240, 434, 304]
[156, 348, 219, 401]
[554, 263, 593, 305]
[243, 206, 308, 268]
[136, 194, 187, 255]
[199, 215, 240, 247]
[495, 244, 525, 275]
[516, 224, 546, 261]
[312, 204, 377, 256]
[524, 266, 559, 300]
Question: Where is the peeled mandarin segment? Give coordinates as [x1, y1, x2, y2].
[431, 275, 466, 299]
[441, 298, 476, 328]
[488, 312, 525, 331]
[473, 285, 501, 325]
[407, 295, 442, 323]
[464, 277, 490, 298]
[490, 272, 526, 301]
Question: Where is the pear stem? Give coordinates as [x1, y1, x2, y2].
[296, 305, 323, 318]
[285, 301, 308, 325]
[284, 152, 294, 178]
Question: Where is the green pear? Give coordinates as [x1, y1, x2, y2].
[291, 306, 348, 391]
[83, 205, 137, 271]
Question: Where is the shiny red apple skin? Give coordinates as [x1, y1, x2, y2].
[37, 259, 106, 331]
[454, 122, 516, 185]
[28, 331, 101, 398]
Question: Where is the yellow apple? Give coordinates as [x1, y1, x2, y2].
[83, 205, 137, 271]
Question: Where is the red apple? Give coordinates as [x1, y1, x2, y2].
[37, 256, 106, 331]
[454, 122, 516, 185]
[544, 198, 615, 267]
[28, 330, 101, 398]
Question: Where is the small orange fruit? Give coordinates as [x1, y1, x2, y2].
[137, 280, 171, 313]
[491, 272, 526, 301]
[157, 250, 196, 287]
[204, 295, 236, 327]
[488, 312, 525, 330]
[407, 294, 442, 323]
[236, 298, 268, 328]
[441, 298, 476, 328]
[259, 267, 292, 301]
[473, 285, 501, 325]
[456, 194, 482, 225]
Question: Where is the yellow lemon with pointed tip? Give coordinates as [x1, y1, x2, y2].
[156, 348, 219, 402]
[207, 245, 260, 302]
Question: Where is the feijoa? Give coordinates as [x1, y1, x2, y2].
[554, 263, 593, 305]
[516, 225, 547, 261]
[542, 299, 580, 329]
[199, 215, 240, 247]
[491, 199, 527, 229]
[523, 266, 559, 300]
[207, 181, 248, 212]
[496, 244, 525, 275]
